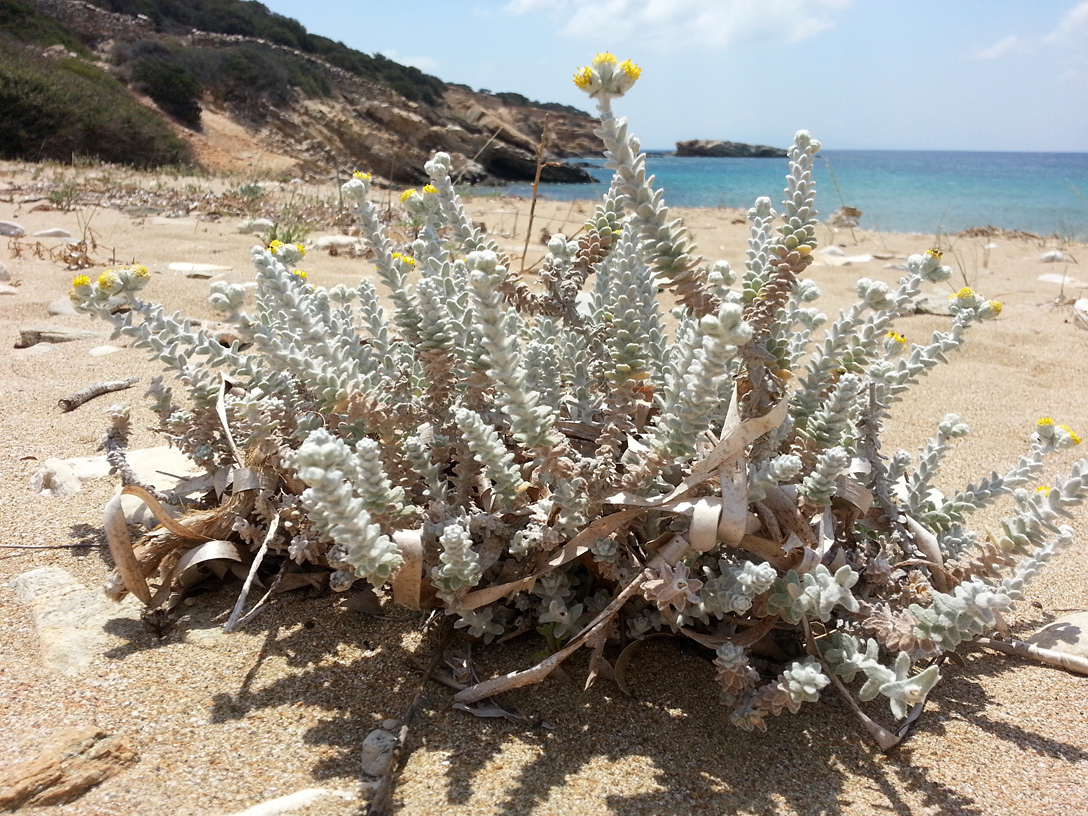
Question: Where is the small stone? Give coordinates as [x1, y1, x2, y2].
[0, 284, 17, 295]
[88, 344, 122, 357]
[237, 217, 275, 234]
[1073, 298, 1088, 331]
[1037, 273, 1080, 286]
[0, 219, 26, 237]
[816, 245, 845, 256]
[359, 728, 399, 777]
[18, 324, 102, 346]
[17, 342, 59, 356]
[312, 234, 363, 250]
[29, 458, 82, 497]
[11, 568, 138, 674]
[1027, 611, 1088, 659]
[168, 262, 233, 278]
[47, 298, 78, 316]
[0, 260, 10, 281]
[33, 227, 73, 238]
[911, 294, 955, 316]
[0, 726, 137, 808]
[1039, 250, 1066, 263]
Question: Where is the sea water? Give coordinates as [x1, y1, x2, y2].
[478, 151, 1088, 240]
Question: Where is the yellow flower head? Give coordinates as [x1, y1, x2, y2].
[268, 239, 285, 252]
[620, 59, 641, 81]
[294, 243, 306, 257]
[72, 274, 91, 288]
[96, 270, 117, 290]
[353, 171, 371, 181]
[1060, 425, 1082, 445]
[1037, 416, 1055, 427]
[132, 264, 150, 278]
[1035, 486, 1052, 497]
[573, 65, 593, 89]
[926, 248, 943, 259]
[953, 287, 975, 300]
[400, 188, 417, 203]
[886, 331, 906, 345]
[988, 300, 1003, 316]
[593, 51, 618, 66]
[399, 255, 416, 266]
[292, 269, 307, 280]
[422, 184, 438, 195]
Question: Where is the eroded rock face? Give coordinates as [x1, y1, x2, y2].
[676, 140, 788, 158]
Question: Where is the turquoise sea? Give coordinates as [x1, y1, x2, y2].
[481, 151, 1088, 240]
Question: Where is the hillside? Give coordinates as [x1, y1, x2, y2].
[4, 0, 601, 183]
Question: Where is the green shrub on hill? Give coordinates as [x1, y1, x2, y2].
[0, 0, 92, 56]
[0, 36, 191, 167]
[131, 55, 203, 128]
[87, 0, 445, 105]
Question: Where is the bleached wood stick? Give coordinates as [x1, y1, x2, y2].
[975, 636, 1088, 676]
[58, 376, 138, 412]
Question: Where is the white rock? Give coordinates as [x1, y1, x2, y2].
[47, 298, 78, 316]
[33, 228, 72, 238]
[11, 568, 140, 675]
[16, 343, 59, 356]
[237, 218, 275, 234]
[29, 458, 81, 496]
[0, 220, 26, 237]
[312, 234, 362, 250]
[359, 728, 399, 777]
[0, 284, 17, 295]
[1039, 250, 1067, 263]
[63, 445, 201, 486]
[815, 253, 874, 267]
[1037, 273, 1080, 285]
[816, 245, 845, 256]
[1073, 298, 1088, 331]
[168, 262, 233, 278]
[88, 345, 122, 357]
[219, 788, 356, 816]
[0, 261, 11, 281]
[18, 324, 102, 346]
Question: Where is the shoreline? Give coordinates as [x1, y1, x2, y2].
[1, 168, 1086, 816]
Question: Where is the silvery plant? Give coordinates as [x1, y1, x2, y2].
[72, 53, 1086, 748]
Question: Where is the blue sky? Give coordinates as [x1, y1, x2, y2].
[254, 0, 1088, 153]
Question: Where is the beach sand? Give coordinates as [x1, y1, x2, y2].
[1, 170, 1086, 816]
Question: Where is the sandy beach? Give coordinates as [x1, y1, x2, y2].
[1, 164, 1086, 816]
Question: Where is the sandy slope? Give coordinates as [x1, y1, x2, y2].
[1, 172, 1086, 816]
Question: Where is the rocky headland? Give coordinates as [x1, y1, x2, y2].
[675, 139, 788, 158]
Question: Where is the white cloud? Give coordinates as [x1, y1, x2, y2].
[976, 1, 1088, 59]
[503, 0, 852, 49]
[974, 35, 1024, 60]
[380, 49, 440, 73]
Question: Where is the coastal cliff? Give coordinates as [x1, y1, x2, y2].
[13, 0, 600, 183]
[676, 140, 787, 158]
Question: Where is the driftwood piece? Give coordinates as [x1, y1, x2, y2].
[976, 636, 1088, 675]
[0, 726, 137, 809]
[58, 376, 139, 412]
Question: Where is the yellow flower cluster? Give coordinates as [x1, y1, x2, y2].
[926, 248, 943, 259]
[133, 264, 150, 278]
[292, 269, 308, 280]
[72, 274, 91, 288]
[1037, 416, 1054, 427]
[422, 184, 439, 195]
[988, 301, 1003, 316]
[1035, 486, 1052, 497]
[295, 243, 306, 257]
[952, 287, 974, 300]
[96, 270, 117, 290]
[619, 59, 641, 81]
[391, 252, 416, 266]
[269, 239, 284, 252]
[573, 66, 593, 89]
[1060, 425, 1082, 445]
[886, 331, 906, 344]
[401, 189, 417, 203]
[353, 171, 371, 180]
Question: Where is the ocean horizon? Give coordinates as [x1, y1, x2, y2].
[471, 149, 1088, 240]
